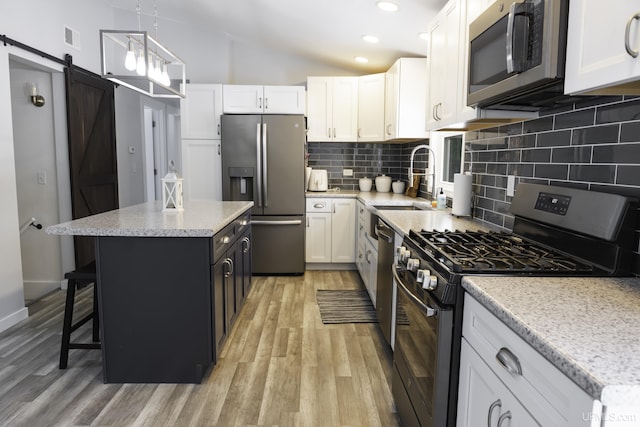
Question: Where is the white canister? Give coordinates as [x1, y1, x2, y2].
[392, 180, 405, 194]
[375, 175, 392, 192]
[359, 177, 373, 192]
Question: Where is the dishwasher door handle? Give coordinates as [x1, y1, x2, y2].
[375, 224, 394, 242]
[251, 220, 302, 226]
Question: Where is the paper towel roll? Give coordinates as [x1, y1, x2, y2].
[452, 173, 472, 217]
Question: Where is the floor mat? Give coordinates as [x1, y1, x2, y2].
[316, 289, 377, 324]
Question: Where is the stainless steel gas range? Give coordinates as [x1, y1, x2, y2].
[391, 183, 638, 427]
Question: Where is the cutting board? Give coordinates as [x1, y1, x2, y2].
[405, 176, 420, 198]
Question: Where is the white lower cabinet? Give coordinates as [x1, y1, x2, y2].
[305, 198, 356, 264]
[458, 295, 596, 427]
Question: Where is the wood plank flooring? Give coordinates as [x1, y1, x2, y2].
[0, 271, 400, 426]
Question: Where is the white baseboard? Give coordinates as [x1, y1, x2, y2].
[0, 307, 29, 334]
[305, 263, 357, 271]
[23, 280, 62, 301]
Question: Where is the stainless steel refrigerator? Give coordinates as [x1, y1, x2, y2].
[221, 114, 305, 275]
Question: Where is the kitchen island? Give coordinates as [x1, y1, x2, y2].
[47, 200, 253, 384]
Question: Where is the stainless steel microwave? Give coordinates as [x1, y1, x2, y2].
[467, 0, 569, 110]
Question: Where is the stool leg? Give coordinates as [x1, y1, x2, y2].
[59, 279, 77, 369]
[92, 283, 99, 343]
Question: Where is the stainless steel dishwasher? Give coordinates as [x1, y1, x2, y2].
[375, 217, 395, 346]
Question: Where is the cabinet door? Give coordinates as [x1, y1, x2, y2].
[358, 73, 385, 142]
[364, 238, 377, 306]
[305, 212, 332, 262]
[181, 139, 222, 201]
[565, 1, 640, 94]
[238, 230, 252, 301]
[211, 260, 227, 362]
[395, 58, 429, 139]
[222, 85, 264, 113]
[306, 77, 332, 141]
[264, 86, 306, 114]
[426, 0, 462, 130]
[181, 84, 223, 139]
[384, 61, 400, 140]
[225, 247, 238, 328]
[457, 339, 541, 427]
[331, 199, 356, 262]
[331, 77, 359, 142]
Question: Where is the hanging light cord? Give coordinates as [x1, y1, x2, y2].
[136, 0, 142, 31]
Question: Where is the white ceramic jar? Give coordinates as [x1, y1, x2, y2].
[392, 180, 405, 194]
[375, 175, 392, 192]
[359, 177, 373, 192]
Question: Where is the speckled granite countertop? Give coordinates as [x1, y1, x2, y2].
[305, 190, 503, 235]
[462, 276, 640, 406]
[46, 200, 253, 238]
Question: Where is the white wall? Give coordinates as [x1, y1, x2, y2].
[10, 65, 63, 301]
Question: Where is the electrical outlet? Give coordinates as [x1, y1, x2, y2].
[343, 169, 353, 177]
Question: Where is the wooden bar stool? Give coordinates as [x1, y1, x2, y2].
[59, 261, 101, 369]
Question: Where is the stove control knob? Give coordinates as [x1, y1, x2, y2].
[407, 258, 420, 271]
[416, 269, 431, 284]
[397, 246, 410, 262]
[426, 275, 438, 291]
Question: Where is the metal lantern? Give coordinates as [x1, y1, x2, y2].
[162, 171, 184, 211]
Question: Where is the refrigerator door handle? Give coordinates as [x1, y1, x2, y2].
[256, 123, 263, 207]
[251, 220, 303, 226]
[262, 123, 268, 207]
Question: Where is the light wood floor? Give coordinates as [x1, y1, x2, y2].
[0, 270, 400, 426]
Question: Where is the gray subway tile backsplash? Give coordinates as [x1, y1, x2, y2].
[307, 97, 640, 275]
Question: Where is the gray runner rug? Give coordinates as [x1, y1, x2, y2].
[316, 289, 377, 324]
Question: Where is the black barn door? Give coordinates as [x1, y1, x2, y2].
[65, 67, 118, 268]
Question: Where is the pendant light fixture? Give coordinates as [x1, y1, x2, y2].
[100, 0, 186, 98]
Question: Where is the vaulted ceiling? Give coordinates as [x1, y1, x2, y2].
[107, 0, 447, 72]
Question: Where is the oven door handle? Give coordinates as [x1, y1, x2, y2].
[393, 266, 437, 317]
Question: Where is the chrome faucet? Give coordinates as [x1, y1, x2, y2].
[408, 144, 437, 199]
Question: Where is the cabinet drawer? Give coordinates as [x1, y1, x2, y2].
[213, 221, 237, 263]
[463, 294, 594, 426]
[306, 198, 332, 213]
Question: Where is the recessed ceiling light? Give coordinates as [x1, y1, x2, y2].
[362, 35, 379, 44]
[418, 32, 429, 41]
[377, 1, 399, 12]
[355, 56, 369, 63]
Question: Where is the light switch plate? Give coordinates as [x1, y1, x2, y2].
[343, 169, 353, 177]
[507, 175, 516, 197]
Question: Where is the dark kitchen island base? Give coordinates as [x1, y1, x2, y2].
[96, 236, 214, 383]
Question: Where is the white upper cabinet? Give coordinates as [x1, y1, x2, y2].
[565, 1, 640, 95]
[358, 73, 386, 142]
[426, 0, 463, 130]
[180, 84, 223, 140]
[307, 76, 359, 142]
[384, 57, 429, 140]
[222, 85, 305, 114]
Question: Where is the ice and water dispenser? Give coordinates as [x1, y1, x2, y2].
[227, 167, 254, 201]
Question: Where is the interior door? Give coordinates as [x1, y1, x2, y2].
[65, 67, 118, 268]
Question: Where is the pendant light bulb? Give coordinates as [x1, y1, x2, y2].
[135, 47, 146, 76]
[154, 57, 163, 82]
[147, 53, 156, 78]
[161, 62, 170, 86]
[124, 40, 137, 71]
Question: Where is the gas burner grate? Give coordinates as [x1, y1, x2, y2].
[409, 229, 594, 274]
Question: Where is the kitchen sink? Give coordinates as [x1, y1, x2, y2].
[372, 204, 432, 211]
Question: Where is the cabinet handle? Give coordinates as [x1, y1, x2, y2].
[358, 128, 361, 138]
[333, 128, 336, 138]
[496, 347, 523, 376]
[218, 143, 221, 156]
[497, 411, 511, 427]
[314, 203, 325, 209]
[432, 104, 437, 121]
[625, 13, 640, 58]
[217, 123, 221, 136]
[487, 399, 501, 427]
[258, 97, 262, 109]
[328, 127, 331, 138]
[365, 250, 372, 264]
[223, 258, 234, 278]
[264, 97, 268, 110]
[436, 103, 442, 120]
[221, 236, 231, 244]
[386, 124, 392, 136]
[242, 236, 251, 253]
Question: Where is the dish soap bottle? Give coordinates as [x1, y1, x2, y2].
[437, 188, 446, 209]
